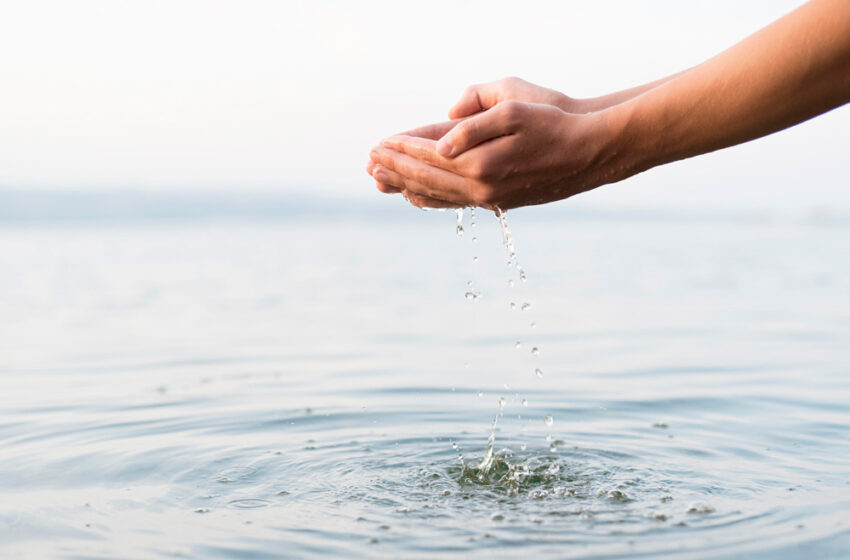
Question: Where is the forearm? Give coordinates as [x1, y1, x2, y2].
[574, 70, 691, 113]
[607, 0, 850, 176]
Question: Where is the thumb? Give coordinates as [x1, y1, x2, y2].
[447, 82, 504, 120]
[437, 101, 523, 158]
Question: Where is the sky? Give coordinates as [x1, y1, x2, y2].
[1, 0, 847, 212]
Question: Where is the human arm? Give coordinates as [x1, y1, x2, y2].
[446, 72, 690, 119]
[369, 0, 850, 210]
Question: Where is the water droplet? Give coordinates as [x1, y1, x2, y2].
[530, 322, 537, 329]
[521, 399, 528, 407]
[477, 392, 484, 398]
[535, 368, 543, 378]
[464, 291, 480, 302]
[472, 256, 478, 262]
[466, 280, 473, 287]
[455, 208, 464, 236]
[510, 302, 516, 310]
[520, 443, 527, 451]
[544, 415, 554, 427]
[472, 237, 477, 243]
[546, 463, 560, 475]
[521, 303, 531, 311]
[452, 442, 458, 450]
[531, 347, 539, 356]
[515, 341, 521, 349]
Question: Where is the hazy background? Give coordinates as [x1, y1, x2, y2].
[1, 0, 847, 215]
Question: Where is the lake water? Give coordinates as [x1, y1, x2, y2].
[1, 201, 849, 558]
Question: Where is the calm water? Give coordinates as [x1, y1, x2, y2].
[1, 205, 849, 558]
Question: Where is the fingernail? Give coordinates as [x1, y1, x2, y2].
[369, 148, 380, 161]
[380, 137, 395, 148]
[436, 138, 454, 157]
[374, 169, 389, 183]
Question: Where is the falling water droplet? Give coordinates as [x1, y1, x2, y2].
[520, 443, 527, 451]
[531, 347, 539, 356]
[455, 208, 464, 236]
[544, 415, 554, 427]
[508, 279, 514, 288]
[472, 237, 477, 243]
[472, 256, 478, 262]
[535, 368, 544, 378]
[510, 302, 516, 310]
[522, 399, 528, 407]
[521, 303, 531, 311]
[465, 291, 480, 302]
[530, 322, 537, 329]
[515, 341, 521, 349]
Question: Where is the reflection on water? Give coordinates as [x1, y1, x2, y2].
[1, 211, 849, 558]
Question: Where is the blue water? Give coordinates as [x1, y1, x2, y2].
[1, 199, 849, 558]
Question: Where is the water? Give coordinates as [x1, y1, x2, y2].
[1, 207, 850, 558]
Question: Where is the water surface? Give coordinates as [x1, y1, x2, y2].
[1, 207, 849, 558]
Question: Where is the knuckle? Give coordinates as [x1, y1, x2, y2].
[472, 184, 497, 205]
[466, 156, 494, 181]
[465, 159, 486, 180]
[499, 100, 524, 124]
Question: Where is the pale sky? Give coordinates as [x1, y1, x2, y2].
[1, 0, 847, 211]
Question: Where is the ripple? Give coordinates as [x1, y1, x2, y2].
[228, 498, 271, 509]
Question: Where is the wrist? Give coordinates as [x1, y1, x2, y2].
[597, 99, 658, 184]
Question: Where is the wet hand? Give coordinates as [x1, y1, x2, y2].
[370, 101, 622, 210]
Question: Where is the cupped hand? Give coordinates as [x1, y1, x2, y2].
[370, 100, 625, 210]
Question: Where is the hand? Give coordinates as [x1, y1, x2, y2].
[370, 101, 628, 210]
[367, 77, 603, 209]
[366, 120, 465, 209]
[447, 76, 577, 119]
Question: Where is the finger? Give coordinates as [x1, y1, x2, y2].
[448, 81, 511, 119]
[398, 120, 460, 141]
[403, 189, 463, 209]
[371, 164, 402, 194]
[381, 136, 454, 172]
[437, 101, 524, 158]
[374, 157, 466, 206]
[370, 146, 471, 204]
